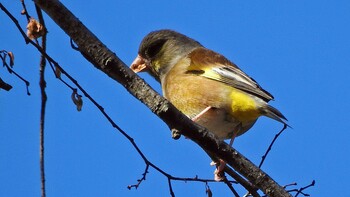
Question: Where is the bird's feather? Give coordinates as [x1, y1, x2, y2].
[186, 48, 274, 102]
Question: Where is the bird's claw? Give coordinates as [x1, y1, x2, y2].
[210, 159, 226, 181]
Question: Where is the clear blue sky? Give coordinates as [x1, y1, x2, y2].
[1, 0, 349, 196]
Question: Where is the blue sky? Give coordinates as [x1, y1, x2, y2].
[1, 0, 349, 196]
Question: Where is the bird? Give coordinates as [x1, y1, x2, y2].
[130, 29, 288, 180]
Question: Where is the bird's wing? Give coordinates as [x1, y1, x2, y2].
[186, 48, 274, 102]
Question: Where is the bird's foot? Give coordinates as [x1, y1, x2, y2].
[210, 159, 226, 181]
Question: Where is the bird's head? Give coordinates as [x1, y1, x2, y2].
[130, 29, 202, 81]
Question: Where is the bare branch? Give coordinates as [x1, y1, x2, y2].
[259, 124, 288, 168]
[222, 177, 240, 197]
[0, 50, 30, 94]
[127, 165, 150, 190]
[20, 0, 31, 22]
[293, 180, 315, 197]
[34, 3, 47, 197]
[167, 178, 175, 197]
[223, 166, 260, 197]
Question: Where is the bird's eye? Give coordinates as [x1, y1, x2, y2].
[146, 39, 167, 59]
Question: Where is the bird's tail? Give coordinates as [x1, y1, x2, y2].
[261, 105, 290, 127]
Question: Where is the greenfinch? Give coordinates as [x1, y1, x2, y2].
[130, 29, 287, 143]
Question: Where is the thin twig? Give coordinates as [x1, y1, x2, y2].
[127, 164, 149, 190]
[222, 177, 239, 197]
[0, 4, 30, 44]
[261, 181, 315, 197]
[34, 2, 47, 197]
[0, 50, 30, 94]
[224, 166, 260, 197]
[283, 182, 297, 189]
[167, 178, 175, 197]
[294, 180, 315, 197]
[205, 182, 213, 197]
[20, 0, 31, 22]
[259, 124, 287, 168]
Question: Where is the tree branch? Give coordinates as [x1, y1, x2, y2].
[32, 0, 291, 196]
[34, 4, 47, 197]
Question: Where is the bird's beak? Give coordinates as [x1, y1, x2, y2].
[130, 54, 147, 73]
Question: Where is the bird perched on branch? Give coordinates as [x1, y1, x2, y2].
[130, 29, 288, 180]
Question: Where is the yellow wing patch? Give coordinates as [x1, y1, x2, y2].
[202, 67, 222, 80]
[187, 47, 274, 101]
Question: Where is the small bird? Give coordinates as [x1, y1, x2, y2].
[130, 29, 287, 179]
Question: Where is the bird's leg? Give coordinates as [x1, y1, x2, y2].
[173, 106, 213, 141]
[213, 126, 240, 181]
[192, 106, 229, 181]
[191, 107, 242, 181]
[192, 106, 212, 122]
[174, 107, 212, 140]
[229, 130, 238, 147]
